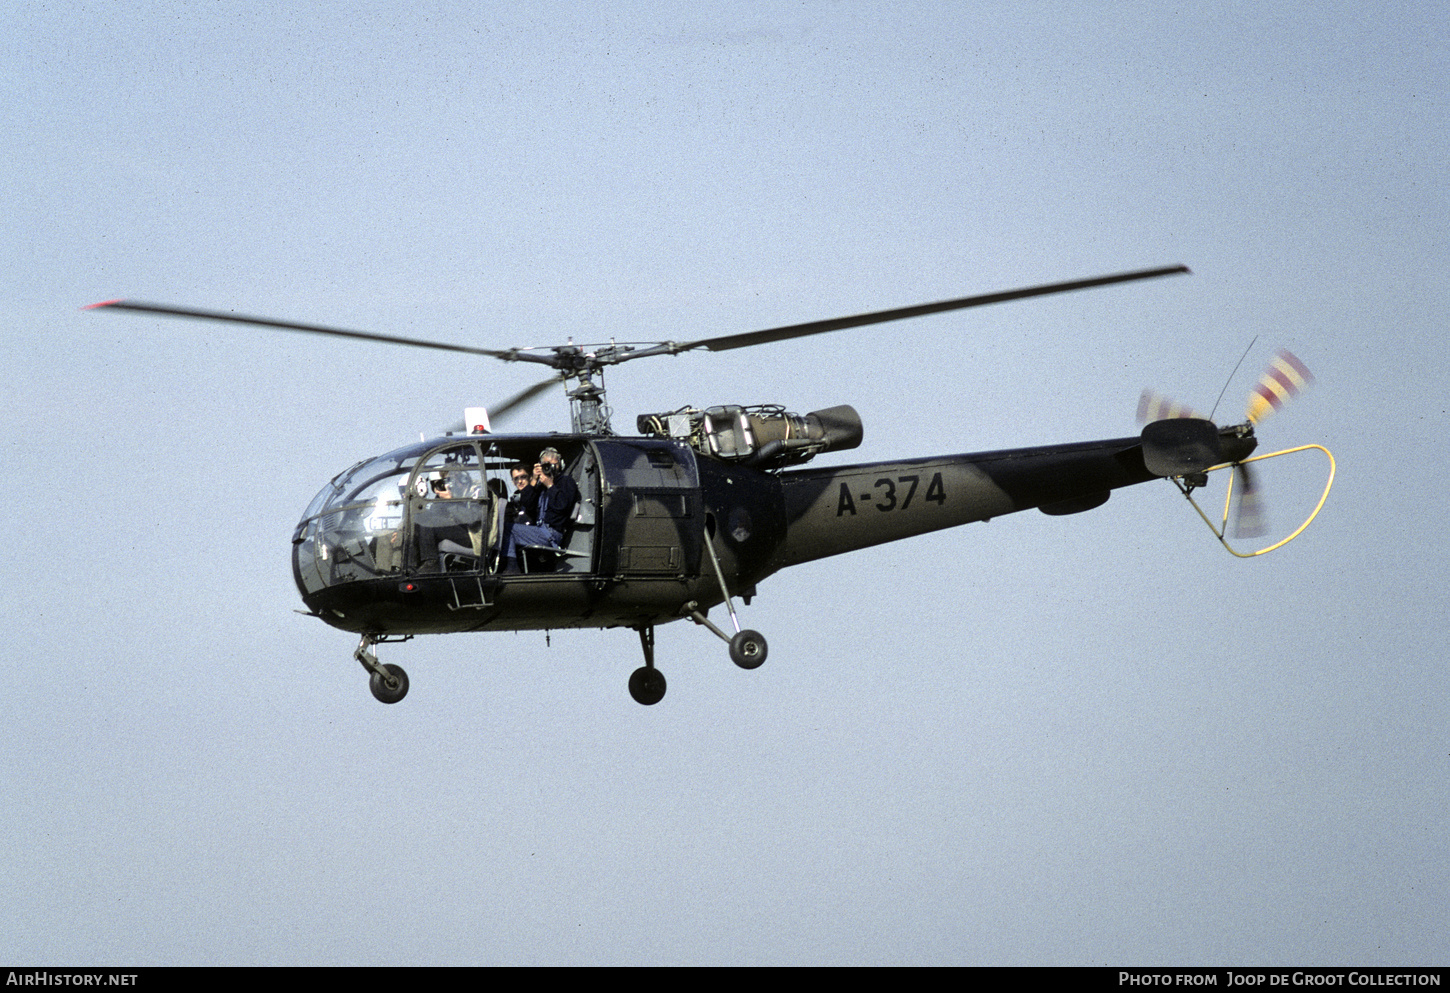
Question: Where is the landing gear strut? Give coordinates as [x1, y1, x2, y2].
[692, 520, 769, 670]
[356, 633, 410, 704]
[629, 625, 666, 705]
[686, 605, 769, 671]
[624, 519, 771, 705]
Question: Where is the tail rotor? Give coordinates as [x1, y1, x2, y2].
[1231, 460, 1267, 539]
[1231, 349, 1314, 539]
[1139, 348, 1328, 554]
[1246, 349, 1314, 426]
[1136, 389, 1204, 425]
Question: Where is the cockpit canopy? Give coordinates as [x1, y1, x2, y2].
[292, 436, 592, 595]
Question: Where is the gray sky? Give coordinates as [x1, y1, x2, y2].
[4, 1, 1446, 966]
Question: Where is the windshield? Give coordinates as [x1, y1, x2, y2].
[293, 442, 434, 594]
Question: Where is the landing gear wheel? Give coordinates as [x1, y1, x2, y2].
[628, 666, 667, 706]
[729, 630, 768, 669]
[369, 663, 410, 704]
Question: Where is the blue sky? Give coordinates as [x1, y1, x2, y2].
[3, 1, 1446, 965]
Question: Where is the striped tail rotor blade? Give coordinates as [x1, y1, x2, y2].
[1246, 349, 1313, 425]
[1231, 463, 1268, 540]
[1137, 389, 1205, 424]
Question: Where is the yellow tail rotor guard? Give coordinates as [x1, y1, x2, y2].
[1173, 444, 1336, 558]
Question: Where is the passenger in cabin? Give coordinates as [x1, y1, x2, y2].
[507, 463, 533, 523]
[501, 447, 579, 573]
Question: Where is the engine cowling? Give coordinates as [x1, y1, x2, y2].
[637, 404, 863, 469]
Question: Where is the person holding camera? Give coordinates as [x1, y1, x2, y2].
[501, 447, 579, 572]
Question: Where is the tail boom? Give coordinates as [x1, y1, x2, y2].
[770, 435, 1160, 570]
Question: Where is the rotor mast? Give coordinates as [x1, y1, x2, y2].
[566, 369, 611, 435]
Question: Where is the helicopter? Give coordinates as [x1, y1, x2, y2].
[88, 264, 1333, 706]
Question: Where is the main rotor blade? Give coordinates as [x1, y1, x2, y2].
[674, 264, 1191, 354]
[437, 374, 563, 436]
[84, 299, 555, 365]
[491, 374, 563, 420]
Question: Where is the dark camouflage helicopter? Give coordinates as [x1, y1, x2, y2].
[89, 265, 1332, 706]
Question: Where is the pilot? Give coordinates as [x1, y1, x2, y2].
[501, 447, 579, 572]
[414, 472, 484, 572]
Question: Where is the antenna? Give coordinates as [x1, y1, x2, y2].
[1209, 336, 1258, 423]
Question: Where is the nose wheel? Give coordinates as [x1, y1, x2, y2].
[369, 664, 410, 704]
[356, 634, 410, 704]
